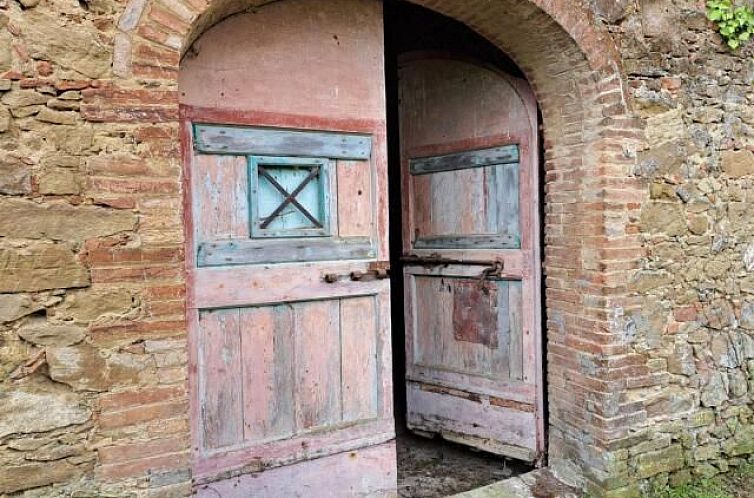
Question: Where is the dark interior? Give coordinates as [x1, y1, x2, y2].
[383, 2, 537, 496]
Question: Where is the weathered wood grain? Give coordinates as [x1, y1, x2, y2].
[197, 237, 374, 266]
[337, 160, 373, 237]
[409, 144, 519, 174]
[194, 441, 397, 498]
[341, 297, 378, 422]
[194, 154, 249, 243]
[200, 309, 243, 449]
[295, 300, 342, 430]
[191, 264, 388, 309]
[194, 124, 372, 160]
[406, 382, 536, 460]
[240, 306, 296, 443]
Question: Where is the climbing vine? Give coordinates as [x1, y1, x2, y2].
[706, 0, 754, 49]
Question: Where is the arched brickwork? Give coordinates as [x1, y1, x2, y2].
[106, 0, 646, 494]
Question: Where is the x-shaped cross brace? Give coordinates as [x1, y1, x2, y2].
[258, 165, 323, 229]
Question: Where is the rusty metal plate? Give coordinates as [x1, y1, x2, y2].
[452, 280, 499, 348]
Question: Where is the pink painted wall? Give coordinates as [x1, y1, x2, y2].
[179, 0, 386, 121]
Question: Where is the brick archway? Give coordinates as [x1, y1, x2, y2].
[109, 0, 645, 494]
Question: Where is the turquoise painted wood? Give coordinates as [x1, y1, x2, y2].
[409, 144, 518, 175]
[249, 156, 331, 238]
[194, 124, 372, 160]
[197, 237, 375, 266]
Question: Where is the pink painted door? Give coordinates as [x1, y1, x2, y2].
[400, 55, 544, 462]
[179, 1, 396, 495]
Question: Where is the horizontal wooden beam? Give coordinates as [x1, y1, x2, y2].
[198, 237, 375, 266]
[194, 124, 372, 160]
[413, 234, 520, 250]
[410, 144, 519, 174]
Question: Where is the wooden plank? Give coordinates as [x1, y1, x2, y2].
[197, 237, 374, 267]
[409, 145, 519, 174]
[200, 308, 243, 449]
[508, 280, 524, 380]
[337, 160, 372, 237]
[194, 154, 249, 243]
[405, 382, 536, 460]
[413, 167, 488, 240]
[194, 441, 397, 498]
[240, 305, 295, 443]
[341, 297, 378, 422]
[497, 162, 521, 245]
[191, 264, 387, 310]
[194, 421, 394, 480]
[414, 234, 519, 250]
[194, 124, 372, 160]
[295, 300, 341, 430]
[405, 369, 536, 404]
[493, 281, 512, 379]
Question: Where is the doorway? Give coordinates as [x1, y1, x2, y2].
[385, 2, 543, 495]
[180, 1, 544, 495]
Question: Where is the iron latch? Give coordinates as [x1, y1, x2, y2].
[323, 261, 391, 283]
[401, 254, 505, 286]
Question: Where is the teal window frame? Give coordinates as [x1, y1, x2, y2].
[248, 155, 332, 238]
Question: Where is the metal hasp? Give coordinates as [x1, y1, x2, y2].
[401, 255, 504, 286]
[324, 261, 391, 283]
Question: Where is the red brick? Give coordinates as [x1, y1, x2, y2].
[88, 177, 180, 194]
[99, 436, 187, 464]
[98, 451, 189, 480]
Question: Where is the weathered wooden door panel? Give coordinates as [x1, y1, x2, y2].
[400, 56, 543, 462]
[180, 0, 395, 493]
[198, 297, 381, 450]
[188, 129, 394, 482]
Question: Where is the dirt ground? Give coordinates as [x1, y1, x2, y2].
[396, 431, 533, 497]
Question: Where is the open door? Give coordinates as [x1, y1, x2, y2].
[400, 55, 544, 462]
[180, 1, 396, 495]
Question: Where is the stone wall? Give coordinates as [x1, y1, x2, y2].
[0, 0, 189, 495]
[591, 0, 754, 495]
[0, 0, 752, 496]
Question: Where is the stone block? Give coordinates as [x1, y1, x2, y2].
[54, 288, 136, 323]
[0, 461, 82, 494]
[640, 202, 686, 236]
[17, 317, 86, 346]
[721, 150, 754, 178]
[632, 270, 673, 293]
[646, 387, 694, 418]
[0, 242, 89, 292]
[47, 345, 109, 391]
[38, 167, 81, 195]
[0, 385, 91, 438]
[634, 445, 685, 478]
[21, 11, 111, 78]
[0, 105, 10, 132]
[723, 426, 754, 456]
[701, 372, 729, 408]
[0, 153, 31, 195]
[688, 409, 715, 428]
[0, 89, 48, 107]
[0, 198, 137, 242]
[0, 294, 44, 323]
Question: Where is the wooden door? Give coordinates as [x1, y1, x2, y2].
[400, 56, 543, 462]
[180, 1, 395, 495]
